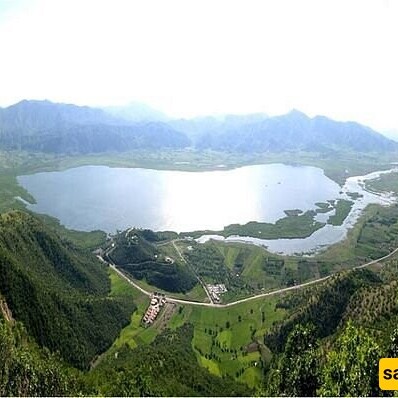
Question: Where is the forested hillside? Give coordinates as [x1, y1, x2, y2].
[0, 315, 81, 396]
[109, 230, 197, 293]
[263, 261, 398, 396]
[0, 211, 135, 369]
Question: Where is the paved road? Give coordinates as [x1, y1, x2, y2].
[97, 254, 152, 297]
[354, 247, 398, 269]
[101, 243, 398, 309]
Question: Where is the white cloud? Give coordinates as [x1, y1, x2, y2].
[0, 0, 397, 130]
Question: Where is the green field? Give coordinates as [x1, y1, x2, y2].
[183, 210, 325, 240]
[366, 170, 398, 195]
[168, 295, 287, 383]
[103, 267, 288, 388]
[208, 241, 304, 294]
[327, 199, 354, 226]
[107, 269, 154, 350]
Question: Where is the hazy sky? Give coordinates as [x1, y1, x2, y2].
[0, 0, 397, 130]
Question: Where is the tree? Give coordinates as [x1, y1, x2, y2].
[319, 322, 381, 397]
[388, 327, 398, 357]
[271, 323, 320, 396]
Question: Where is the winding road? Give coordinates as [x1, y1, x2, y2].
[100, 242, 398, 309]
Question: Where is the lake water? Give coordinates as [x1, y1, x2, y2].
[197, 169, 397, 255]
[17, 164, 396, 255]
[18, 163, 341, 233]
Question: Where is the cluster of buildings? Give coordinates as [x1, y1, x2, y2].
[207, 283, 228, 303]
[142, 293, 167, 326]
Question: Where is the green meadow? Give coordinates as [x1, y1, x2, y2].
[104, 267, 288, 387]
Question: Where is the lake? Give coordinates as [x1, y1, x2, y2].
[18, 164, 396, 254]
[197, 168, 397, 254]
[18, 163, 341, 233]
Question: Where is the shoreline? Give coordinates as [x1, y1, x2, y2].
[196, 167, 398, 256]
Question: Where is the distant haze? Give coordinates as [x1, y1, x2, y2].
[382, 129, 398, 142]
[0, 0, 398, 131]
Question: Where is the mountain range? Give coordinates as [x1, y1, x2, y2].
[0, 100, 396, 154]
[0, 100, 189, 153]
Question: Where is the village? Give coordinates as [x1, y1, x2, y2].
[142, 292, 167, 326]
[206, 283, 228, 303]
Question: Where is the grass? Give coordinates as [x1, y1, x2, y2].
[284, 209, 303, 216]
[318, 203, 398, 266]
[327, 199, 354, 226]
[346, 191, 363, 200]
[239, 367, 262, 389]
[182, 210, 325, 240]
[103, 267, 287, 387]
[108, 269, 155, 350]
[168, 295, 287, 381]
[103, 204, 398, 386]
[125, 275, 209, 302]
[198, 356, 221, 376]
[315, 202, 333, 213]
[0, 173, 35, 213]
[366, 170, 398, 195]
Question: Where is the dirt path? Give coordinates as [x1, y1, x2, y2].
[171, 240, 214, 303]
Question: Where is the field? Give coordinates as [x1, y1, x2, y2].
[106, 269, 155, 351]
[327, 199, 354, 226]
[182, 240, 306, 297]
[366, 170, 398, 195]
[102, 267, 289, 388]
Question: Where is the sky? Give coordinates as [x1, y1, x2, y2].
[0, 0, 397, 131]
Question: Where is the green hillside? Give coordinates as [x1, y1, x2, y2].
[0, 211, 135, 369]
[109, 230, 197, 293]
[0, 315, 80, 396]
[262, 260, 398, 396]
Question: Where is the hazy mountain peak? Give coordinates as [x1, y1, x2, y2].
[104, 101, 168, 123]
[286, 109, 309, 119]
[0, 99, 396, 154]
